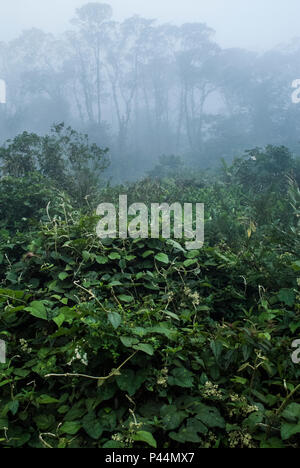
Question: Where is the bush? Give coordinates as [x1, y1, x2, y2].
[0, 123, 110, 206]
[0, 197, 299, 448]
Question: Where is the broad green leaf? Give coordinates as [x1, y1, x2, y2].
[60, 421, 81, 435]
[167, 240, 186, 252]
[120, 336, 139, 347]
[133, 343, 154, 356]
[96, 256, 108, 265]
[195, 404, 225, 429]
[134, 431, 157, 448]
[155, 253, 169, 264]
[108, 312, 122, 329]
[25, 301, 48, 320]
[169, 419, 206, 443]
[125, 255, 136, 261]
[34, 414, 55, 430]
[185, 250, 200, 259]
[37, 395, 60, 405]
[260, 437, 285, 448]
[289, 321, 300, 334]
[58, 272, 69, 281]
[82, 251, 90, 261]
[168, 368, 194, 388]
[108, 281, 122, 287]
[102, 441, 123, 448]
[116, 369, 145, 396]
[7, 400, 19, 416]
[163, 310, 180, 321]
[118, 294, 134, 303]
[278, 289, 295, 307]
[292, 261, 300, 272]
[53, 314, 65, 328]
[82, 412, 103, 440]
[160, 405, 187, 430]
[109, 252, 121, 260]
[142, 250, 154, 258]
[281, 403, 300, 422]
[281, 422, 300, 440]
[183, 259, 198, 268]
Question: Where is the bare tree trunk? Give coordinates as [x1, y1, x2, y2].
[95, 39, 102, 125]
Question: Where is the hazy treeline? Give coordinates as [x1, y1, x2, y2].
[1, 2, 300, 180]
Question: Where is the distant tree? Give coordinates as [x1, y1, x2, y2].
[227, 145, 295, 193]
[68, 3, 113, 126]
[176, 23, 220, 152]
[0, 29, 70, 136]
[147, 155, 186, 179]
[0, 123, 110, 205]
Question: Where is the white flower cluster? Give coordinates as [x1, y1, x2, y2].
[184, 287, 201, 307]
[229, 393, 259, 417]
[228, 431, 255, 448]
[202, 381, 223, 400]
[19, 338, 33, 354]
[157, 367, 169, 387]
[67, 346, 88, 366]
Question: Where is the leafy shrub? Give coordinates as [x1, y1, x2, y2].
[0, 196, 299, 448]
[0, 123, 109, 206]
[0, 143, 299, 448]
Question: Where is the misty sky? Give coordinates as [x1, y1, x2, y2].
[0, 0, 299, 51]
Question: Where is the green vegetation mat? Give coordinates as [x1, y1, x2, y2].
[0, 130, 299, 448]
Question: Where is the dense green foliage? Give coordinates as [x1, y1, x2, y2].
[0, 133, 300, 448]
[0, 124, 109, 209]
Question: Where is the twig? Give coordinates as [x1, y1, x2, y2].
[73, 280, 109, 313]
[45, 351, 138, 381]
[39, 433, 57, 449]
[276, 383, 300, 416]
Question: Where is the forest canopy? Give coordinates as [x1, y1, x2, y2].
[1, 3, 300, 180]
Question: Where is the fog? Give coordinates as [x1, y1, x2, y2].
[1, 0, 299, 50]
[1, 0, 300, 181]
